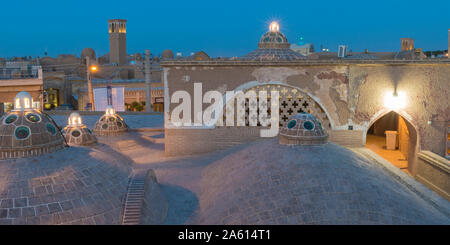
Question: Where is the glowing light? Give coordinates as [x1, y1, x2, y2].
[105, 106, 115, 116]
[13, 91, 33, 111]
[384, 91, 407, 110]
[269, 21, 279, 32]
[68, 112, 83, 126]
[15, 98, 21, 109]
[90, 65, 98, 72]
[24, 98, 30, 108]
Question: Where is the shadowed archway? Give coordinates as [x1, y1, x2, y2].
[365, 110, 419, 175]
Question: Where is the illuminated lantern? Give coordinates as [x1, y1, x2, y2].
[269, 21, 280, 32]
[13, 91, 33, 111]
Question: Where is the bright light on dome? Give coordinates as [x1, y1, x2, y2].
[68, 112, 83, 126]
[105, 106, 116, 116]
[384, 91, 407, 110]
[269, 22, 279, 32]
[13, 91, 33, 111]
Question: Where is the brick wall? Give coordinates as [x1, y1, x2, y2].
[165, 127, 365, 156]
[328, 130, 364, 147]
[415, 151, 450, 201]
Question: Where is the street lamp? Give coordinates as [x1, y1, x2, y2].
[86, 56, 98, 111]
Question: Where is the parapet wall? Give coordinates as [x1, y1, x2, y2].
[140, 169, 168, 225]
[415, 151, 450, 201]
[165, 127, 364, 156]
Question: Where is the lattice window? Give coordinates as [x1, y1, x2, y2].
[223, 84, 331, 129]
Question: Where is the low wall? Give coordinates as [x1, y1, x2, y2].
[415, 151, 450, 201]
[165, 127, 263, 156]
[165, 127, 365, 156]
[140, 169, 169, 225]
[329, 130, 364, 147]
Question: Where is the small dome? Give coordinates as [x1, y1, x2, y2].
[63, 113, 97, 146]
[93, 106, 128, 136]
[257, 22, 289, 49]
[192, 51, 210, 61]
[134, 53, 143, 61]
[279, 113, 328, 145]
[161, 49, 174, 59]
[0, 92, 65, 159]
[242, 22, 306, 61]
[259, 31, 289, 49]
[81, 48, 96, 63]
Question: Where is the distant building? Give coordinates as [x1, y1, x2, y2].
[0, 66, 43, 113]
[401, 38, 414, 51]
[290, 43, 315, 56]
[108, 19, 127, 65]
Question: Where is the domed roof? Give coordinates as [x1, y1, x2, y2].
[63, 113, 97, 146]
[192, 139, 450, 224]
[242, 22, 306, 61]
[81, 48, 96, 61]
[93, 106, 128, 136]
[279, 113, 328, 145]
[161, 49, 174, 59]
[0, 144, 132, 224]
[0, 92, 65, 159]
[259, 31, 289, 49]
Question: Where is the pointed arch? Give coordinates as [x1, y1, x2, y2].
[219, 81, 335, 130]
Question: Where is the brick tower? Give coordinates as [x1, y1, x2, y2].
[108, 19, 127, 65]
[400, 38, 414, 51]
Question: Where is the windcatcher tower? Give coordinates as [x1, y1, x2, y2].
[400, 38, 414, 51]
[108, 19, 127, 65]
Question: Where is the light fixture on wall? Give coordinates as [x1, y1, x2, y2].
[384, 91, 407, 110]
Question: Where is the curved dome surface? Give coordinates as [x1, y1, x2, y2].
[0, 145, 132, 224]
[93, 107, 128, 136]
[193, 139, 450, 224]
[161, 49, 174, 59]
[0, 96, 65, 159]
[63, 113, 97, 146]
[259, 31, 289, 49]
[280, 113, 328, 145]
[242, 22, 306, 61]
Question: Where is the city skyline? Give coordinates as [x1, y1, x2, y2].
[1, 0, 449, 58]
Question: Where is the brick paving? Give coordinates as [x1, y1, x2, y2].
[191, 139, 450, 224]
[1, 126, 449, 225]
[104, 132, 450, 224]
[0, 144, 132, 225]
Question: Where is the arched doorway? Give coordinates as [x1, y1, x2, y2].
[365, 111, 419, 175]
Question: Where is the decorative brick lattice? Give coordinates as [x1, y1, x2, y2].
[224, 85, 331, 129]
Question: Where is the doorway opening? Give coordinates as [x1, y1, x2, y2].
[366, 111, 418, 175]
[44, 88, 60, 110]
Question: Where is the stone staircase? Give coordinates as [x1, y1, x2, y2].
[122, 175, 146, 225]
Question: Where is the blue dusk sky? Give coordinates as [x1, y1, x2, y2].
[1, 0, 449, 58]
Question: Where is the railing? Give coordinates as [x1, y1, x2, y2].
[0, 67, 42, 80]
